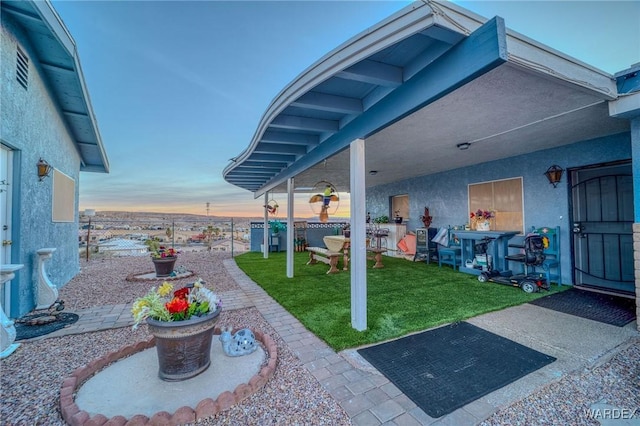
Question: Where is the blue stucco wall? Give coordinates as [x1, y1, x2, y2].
[366, 132, 632, 285]
[1, 14, 82, 317]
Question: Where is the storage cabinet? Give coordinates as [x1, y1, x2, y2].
[415, 227, 438, 263]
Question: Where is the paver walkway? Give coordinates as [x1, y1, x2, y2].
[33, 259, 639, 425]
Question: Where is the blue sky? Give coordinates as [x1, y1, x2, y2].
[52, 1, 640, 217]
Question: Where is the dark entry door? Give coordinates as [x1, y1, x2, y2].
[570, 162, 634, 295]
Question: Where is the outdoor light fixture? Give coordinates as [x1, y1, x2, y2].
[37, 158, 52, 181]
[544, 165, 564, 188]
[456, 142, 471, 151]
[369, 170, 378, 175]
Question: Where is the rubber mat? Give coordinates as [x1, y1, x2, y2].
[357, 322, 555, 418]
[14, 312, 79, 341]
[529, 288, 636, 327]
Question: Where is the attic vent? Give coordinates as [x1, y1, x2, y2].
[16, 46, 28, 89]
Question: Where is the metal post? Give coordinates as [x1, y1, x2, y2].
[86, 216, 91, 262]
[231, 218, 234, 256]
[84, 209, 95, 262]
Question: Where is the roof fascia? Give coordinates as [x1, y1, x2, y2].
[434, 0, 617, 99]
[32, 0, 110, 173]
[609, 92, 640, 119]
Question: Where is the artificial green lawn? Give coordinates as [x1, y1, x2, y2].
[234, 251, 566, 351]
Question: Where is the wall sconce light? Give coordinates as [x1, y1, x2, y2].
[456, 142, 471, 151]
[37, 158, 52, 181]
[369, 170, 378, 176]
[544, 165, 564, 188]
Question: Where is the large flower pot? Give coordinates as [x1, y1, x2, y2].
[152, 257, 177, 277]
[146, 308, 221, 381]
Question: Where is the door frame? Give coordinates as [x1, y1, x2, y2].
[1, 144, 15, 316]
[568, 159, 634, 297]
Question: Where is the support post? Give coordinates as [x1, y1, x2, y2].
[350, 138, 367, 331]
[287, 178, 294, 278]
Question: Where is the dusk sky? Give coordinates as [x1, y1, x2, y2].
[51, 1, 640, 218]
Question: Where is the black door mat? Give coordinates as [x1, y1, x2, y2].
[357, 322, 555, 418]
[529, 288, 636, 327]
[14, 312, 79, 341]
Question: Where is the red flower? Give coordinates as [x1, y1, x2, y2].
[173, 287, 190, 299]
[165, 297, 189, 314]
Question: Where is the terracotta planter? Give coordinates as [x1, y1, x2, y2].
[146, 308, 221, 381]
[152, 256, 177, 277]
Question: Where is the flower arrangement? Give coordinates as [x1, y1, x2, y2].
[470, 209, 495, 221]
[131, 278, 221, 328]
[470, 209, 495, 230]
[150, 246, 178, 259]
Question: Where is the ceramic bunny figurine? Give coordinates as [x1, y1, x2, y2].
[219, 326, 258, 357]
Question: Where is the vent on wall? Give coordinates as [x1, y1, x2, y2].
[16, 45, 28, 89]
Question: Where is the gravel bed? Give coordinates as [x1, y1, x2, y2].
[1, 252, 350, 425]
[1, 251, 638, 425]
[481, 337, 640, 425]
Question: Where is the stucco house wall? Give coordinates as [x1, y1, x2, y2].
[366, 131, 632, 286]
[1, 12, 82, 316]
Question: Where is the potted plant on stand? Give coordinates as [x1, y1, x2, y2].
[268, 220, 286, 251]
[147, 239, 179, 277]
[131, 278, 222, 381]
[470, 209, 495, 231]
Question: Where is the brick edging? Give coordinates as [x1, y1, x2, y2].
[59, 328, 277, 426]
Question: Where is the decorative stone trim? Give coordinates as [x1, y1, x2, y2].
[59, 328, 278, 426]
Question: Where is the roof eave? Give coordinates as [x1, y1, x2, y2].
[15, 0, 110, 173]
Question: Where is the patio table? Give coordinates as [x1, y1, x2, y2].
[322, 235, 376, 270]
[452, 230, 519, 276]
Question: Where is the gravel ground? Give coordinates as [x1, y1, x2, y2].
[482, 337, 640, 425]
[0, 252, 350, 425]
[1, 251, 638, 425]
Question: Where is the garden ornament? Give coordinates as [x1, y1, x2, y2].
[219, 326, 258, 357]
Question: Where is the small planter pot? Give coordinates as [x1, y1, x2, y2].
[152, 257, 177, 277]
[476, 221, 491, 231]
[146, 308, 221, 381]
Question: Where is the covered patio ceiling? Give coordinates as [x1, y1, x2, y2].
[223, 0, 628, 196]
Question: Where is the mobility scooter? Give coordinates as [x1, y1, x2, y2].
[476, 233, 550, 293]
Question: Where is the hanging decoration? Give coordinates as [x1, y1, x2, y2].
[308, 180, 339, 223]
[264, 196, 279, 216]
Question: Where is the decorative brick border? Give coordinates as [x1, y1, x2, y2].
[60, 328, 277, 426]
[125, 270, 195, 282]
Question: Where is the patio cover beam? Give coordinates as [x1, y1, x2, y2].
[255, 16, 507, 198]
